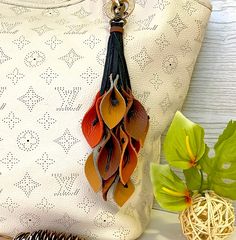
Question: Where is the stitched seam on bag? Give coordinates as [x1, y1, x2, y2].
[193, 0, 213, 11]
[0, 0, 86, 9]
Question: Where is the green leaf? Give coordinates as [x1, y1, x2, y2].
[150, 163, 192, 212]
[164, 111, 205, 169]
[201, 120, 236, 200]
[214, 120, 236, 150]
[184, 167, 201, 191]
[183, 166, 208, 192]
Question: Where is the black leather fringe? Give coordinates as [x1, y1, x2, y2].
[14, 230, 83, 240]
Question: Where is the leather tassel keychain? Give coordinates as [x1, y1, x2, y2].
[82, 0, 150, 207]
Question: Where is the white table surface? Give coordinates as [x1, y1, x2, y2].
[140, 210, 236, 240]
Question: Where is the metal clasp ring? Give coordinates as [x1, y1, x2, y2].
[104, 0, 135, 21]
[112, 0, 121, 8]
[112, 0, 126, 19]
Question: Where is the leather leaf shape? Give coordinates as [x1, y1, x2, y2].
[97, 130, 122, 180]
[100, 76, 126, 129]
[84, 152, 102, 192]
[82, 92, 104, 147]
[124, 98, 149, 146]
[82, 16, 151, 205]
[131, 137, 141, 154]
[114, 180, 135, 207]
[102, 172, 118, 201]
[119, 134, 138, 185]
[122, 88, 134, 114]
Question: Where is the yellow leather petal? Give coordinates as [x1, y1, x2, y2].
[100, 76, 126, 129]
[114, 180, 135, 207]
[84, 152, 102, 192]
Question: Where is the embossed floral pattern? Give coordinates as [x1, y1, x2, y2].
[0, 152, 20, 170]
[24, 51, 45, 67]
[162, 55, 178, 74]
[94, 211, 115, 228]
[168, 14, 187, 37]
[2, 111, 21, 129]
[55, 213, 78, 230]
[0, 197, 20, 213]
[19, 213, 40, 229]
[6, 67, 25, 85]
[113, 226, 131, 240]
[35, 197, 55, 212]
[14, 172, 41, 197]
[17, 86, 44, 112]
[0, 47, 11, 64]
[17, 130, 39, 151]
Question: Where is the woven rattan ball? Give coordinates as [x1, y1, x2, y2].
[179, 191, 235, 240]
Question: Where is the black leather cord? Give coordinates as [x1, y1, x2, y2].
[100, 18, 131, 95]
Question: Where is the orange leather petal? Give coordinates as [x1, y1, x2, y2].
[100, 77, 126, 129]
[84, 152, 102, 192]
[124, 98, 149, 146]
[119, 136, 138, 185]
[114, 180, 135, 207]
[82, 92, 104, 147]
[102, 172, 118, 201]
[97, 130, 122, 180]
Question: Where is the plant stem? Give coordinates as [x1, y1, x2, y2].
[199, 169, 204, 195]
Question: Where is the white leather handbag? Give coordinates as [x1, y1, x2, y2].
[0, 0, 212, 239]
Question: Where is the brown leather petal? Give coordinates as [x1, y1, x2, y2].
[82, 92, 104, 147]
[100, 76, 126, 129]
[131, 137, 141, 154]
[118, 125, 129, 151]
[84, 152, 102, 192]
[114, 180, 135, 207]
[119, 136, 138, 185]
[121, 87, 133, 99]
[102, 172, 118, 201]
[93, 128, 111, 159]
[118, 126, 129, 182]
[124, 98, 149, 146]
[97, 130, 122, 180]
[121, 88, 134, 113]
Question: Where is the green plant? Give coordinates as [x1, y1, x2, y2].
[150, 111, 236, 212]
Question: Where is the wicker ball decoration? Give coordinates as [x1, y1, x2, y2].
[179, 191, 235, 240]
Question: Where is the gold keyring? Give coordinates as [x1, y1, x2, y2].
[112, 0, 121, 8]
[104, 0, 135, 20]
